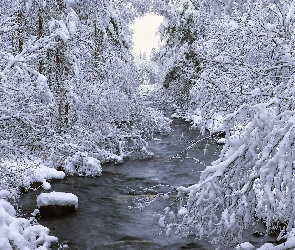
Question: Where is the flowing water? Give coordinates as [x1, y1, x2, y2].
[19, 111, 275, 249]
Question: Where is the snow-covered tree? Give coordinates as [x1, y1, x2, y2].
[134, 51, 160, 85]
[154, 0, 207, 110]
[153, 0, 295, 248]
[0, 1, 58, 160]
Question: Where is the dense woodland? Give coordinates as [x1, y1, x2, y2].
[2, 0, 295, 249]
[0, 0, 171, 183]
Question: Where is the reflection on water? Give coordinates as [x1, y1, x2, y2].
[19, 115, 272, 249]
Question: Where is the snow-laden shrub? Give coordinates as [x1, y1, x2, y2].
[47, 127, 161, 171]
[64, 152, 102, 177]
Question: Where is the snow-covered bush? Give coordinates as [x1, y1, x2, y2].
[64, 152, 102, 177]
[156, 0, 295, 130]
[0, 1, 172, 247]
[0, 198, 57, 249]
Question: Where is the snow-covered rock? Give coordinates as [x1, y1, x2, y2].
[205, 114, 224, 134]
[235, 242, 255, 250]
[190, 114, 202, 128]
[37, 191, 78, 209]
[37, 191, 78, 217]
[217, 138, 226, 145]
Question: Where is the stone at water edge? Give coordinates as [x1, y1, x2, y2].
[235, 242, 255, 250]
[37, 191, 78, 217]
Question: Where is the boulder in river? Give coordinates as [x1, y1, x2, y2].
[37, 191, 78, 217]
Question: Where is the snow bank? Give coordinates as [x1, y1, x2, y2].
[0, 199, 57, 249]
[34, 165, 65, 182]
[172, 109, 224, 134]
[0, 159, 66, 248]
[37, 192, 78, 209]
[1, 159, 65, 194]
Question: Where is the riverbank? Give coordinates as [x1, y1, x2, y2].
[19, 114, 219, 249]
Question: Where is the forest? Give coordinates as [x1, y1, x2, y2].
[1, 0, 295, 249]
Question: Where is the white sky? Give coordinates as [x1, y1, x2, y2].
[131, 13, 164, 59]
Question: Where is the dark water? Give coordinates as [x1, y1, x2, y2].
[19, 115, 275, 249]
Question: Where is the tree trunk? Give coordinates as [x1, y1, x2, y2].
[17, 11, 23, 53]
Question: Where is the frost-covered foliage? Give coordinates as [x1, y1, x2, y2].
[154, 0, 295, 248]
[159, 99, 295, 247]
[0, 2, 171, 249]
[155, 1, 202, 109]
[188, 2, 295, 133]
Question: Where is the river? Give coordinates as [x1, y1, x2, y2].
[19, 110, 275, 249]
